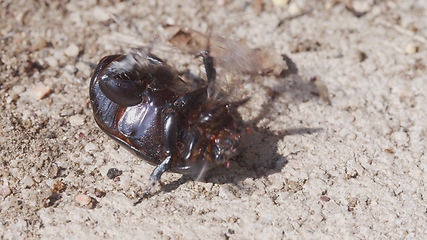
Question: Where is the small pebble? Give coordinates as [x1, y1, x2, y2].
[32, 84, 51, 100]
[12, 85, 26, 95]
[53, 181, 67, 193]
[93, 7, 110, 22]
[391, 131, 409, 146]
[44, 56, 59, 68]
[288, 3, 302, 15]
[107, 168, 123, 179]
[320, 195, 331, 202]
[357, 50, 367, 62]
[64, 65, 77, 74]
[313, 78, 331, 105]
[6, 96, 14, 104]
[64, 43, 79, 57]
[1, 186, 12, 198]
[405, 44, 417, 54]
[43, 194, 60, 208]
[21, 175, 34, 188]
[384, 148, 394, 154]
[325, 1, 336, 10]
[272, 0, 289, 7]
[69, 114, 85, 126]
[94, 189, 106, 198]
[47, 163, 59, 179]
[351, 0, 371, 13]
[84, 142, 98, 153]
[75, 194, 92, 205]
[31, 36, 47, 52]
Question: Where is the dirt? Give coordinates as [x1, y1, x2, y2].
[1, 0, 426, 239]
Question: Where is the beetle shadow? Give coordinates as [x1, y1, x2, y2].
[160, 54, 325, 192]
[271, 54, 322, 104]
[201, 109, 323, 185]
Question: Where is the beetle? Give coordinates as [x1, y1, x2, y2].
[89, 48, 247, 197]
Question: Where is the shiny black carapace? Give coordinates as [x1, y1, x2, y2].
[89, 49, 246, 188]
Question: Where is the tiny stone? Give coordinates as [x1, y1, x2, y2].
[21, 175, 34, 188]
[6, 96, 13, 104]
[268, 176, 284, 190]
[69, 114, 85, 126]
[165, 17, 175, 25]
[47, 164, 59, 178]
[1, 186, 12, 198]
[45, 131, 57, 139]
[325, 1, 336, 10]
[10, 93, 20, 101]
[272, 0, 289, 7]
[313, 78, 331, 105]
[53, 181, 66, 193]
[64, 65, 77, 74]
[94, 189, 106, 198]
[12, 85, 26, 95]
[64, 43, 79, 57]
[84, 142, 98, 153]
[44, 56, 59, 68]
[405, 44, 417, 54]
[218, 185, 234, 198]
[32, 84, 51, 100]
[351, 0, 371, 13]
[391, 131, 409, 146]
[107, 168, 123, 179]
[357, 50, 367, 62]
[320, 195, 331, 202]
[23, 119, 32, 129]
[288, 3, 302, 15]
[31, 36, 47, 52]
[75, 194, 92, 205]
[93, 7, 111, 22]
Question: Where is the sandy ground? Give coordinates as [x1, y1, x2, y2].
[1, 0, 427, 239]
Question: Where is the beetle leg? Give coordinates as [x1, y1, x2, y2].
[163, 108, 178, 156]
[134, 155, 171, 202]
[140, 106, 179, 183]
[133, 156, 171, 205]
[173, 87, 207, 110]
[197, 50, 216, 83]
[150, 155, 172, 181]
[133, 109, 179, 205]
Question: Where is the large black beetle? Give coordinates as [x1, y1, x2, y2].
[89, 49, 246, 194]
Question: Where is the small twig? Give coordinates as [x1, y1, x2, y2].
[376, 19, 427, 45]
[379, 40, 404, 53]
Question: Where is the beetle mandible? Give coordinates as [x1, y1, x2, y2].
[89, 48, 247, 196]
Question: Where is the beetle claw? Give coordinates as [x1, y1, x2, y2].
[133, 179, 162, 205]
